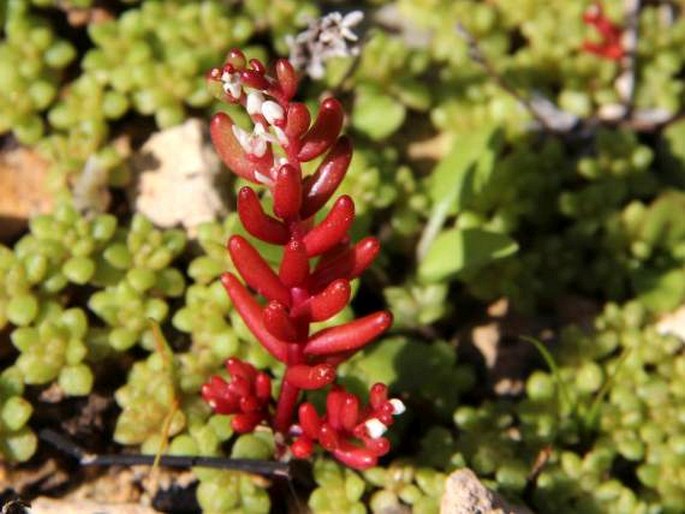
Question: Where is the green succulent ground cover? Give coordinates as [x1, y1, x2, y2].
[3, 1, 685, 512]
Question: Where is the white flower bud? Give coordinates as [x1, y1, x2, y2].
[246, 91, 265, 115]
[364, 418, 387, 439]
[232, 124, 268, 157]
[262, 100, 285, 125]
[231, 125, 250, 149]
[273, 126, 288, 146]
[389, 398, 406, 415]
[221, 71, 242, 99]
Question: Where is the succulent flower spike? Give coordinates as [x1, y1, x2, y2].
[290, 384, 405, 470]
[203, 49, 399, 469]
[582, 3, 624, 61]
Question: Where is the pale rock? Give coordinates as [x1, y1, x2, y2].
[131, 119, 228, 237]
[440, 469, 534, 514]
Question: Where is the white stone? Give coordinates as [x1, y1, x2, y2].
[130, 119, 227, 238]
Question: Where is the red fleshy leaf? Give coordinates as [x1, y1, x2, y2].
[369, 383, 388, 410]
[304, 311, 393, 356]
[365, 437, 390, 456]
[263, 301, 300, 341]
[300, 137, 352, 218]
[226, 48, 247, 68]
[284, 103, 311, 141]
[201, 377, 238, 414]
[326, 388, 345, 430]
[308, 279, 351, 322]
[377, 411, 394, 426]
[275, 59, 298, 100]
[226, 358, 257, 382]
[285, 364, 336, 390]
[319, 424, 339, 451]
[239, 396, 261, 413]
[273, 164, 303, 220]
[227, 375, 251, 398]
[220, 273, 288, 362]
[333, 442, 377, 470]
[309, 237, 380, 291]
[298, 403, 322, 439]
[340, 394, 360, 433]
[240, 69, 270, 90]
[237, 187, 290, 245]
[210, 113, 273, 181]
[232, 412, 263, 433]
[298, 98, 345, 162]
[279, 240, 309, 288]
[249, 58, 266, 74]
[255, 372, 272, 401]
[228, 235, 291, 306]
[291, 437, 314, 458]
[303, 195, 355, 257]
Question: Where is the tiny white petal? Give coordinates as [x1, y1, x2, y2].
[254, 123, 276, 143]
[262, 100, 285, 125]
[254, 122, 268, 136]
[320, 31, 336, 43]
[231, 125, 250, 149]
[341, 28, 359, 42]
[220, 71, 231, 82]
[254, 171, 274, 186]
[389, 399, 406, 415]
[246, 91, 265, 115]
[252, 137, 268, 158]
[343, 11, 364, 27]
[364, 418, 387, 439]
[308, 62, 325, 79]
[227, 82, 242, 99]
[273, 126, 288, 146]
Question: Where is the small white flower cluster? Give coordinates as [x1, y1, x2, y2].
[363, 398, 406, 439]
[287, 10, 364, 79]
[218, 71, 290, 184]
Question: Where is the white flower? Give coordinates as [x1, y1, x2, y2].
[232, 124, 268, 158]
[254, 122, 278, 144]
[221, 70, 242, 99]
[364, 418, 387, 439]
[262, 100, 285, 125]
[246, 91, 265, 115]
[389, 398, 406, 415]
[340, 11, 364, 41]
[273, 125, 288, 146]
[254, 170, 274, 186]
[288, 10, 364, 79]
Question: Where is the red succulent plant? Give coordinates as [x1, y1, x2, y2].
[582, 3, 624, 61]
[201, 49, 403, 470]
